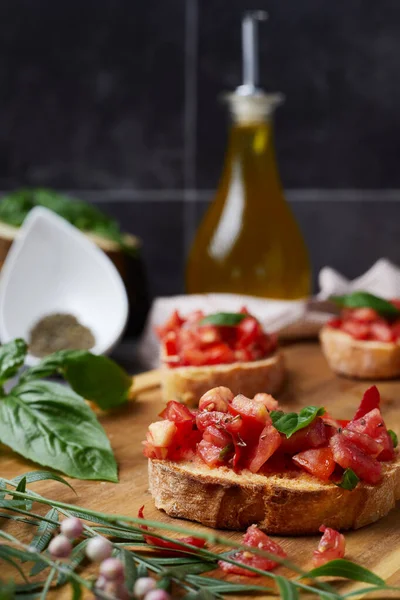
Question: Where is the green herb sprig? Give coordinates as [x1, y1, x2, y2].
[0, 340, 132, 481]
[330, 292, 400, 319]
[0, 473, 399, 599]
[270, 407, 326, 438]
[199, 313, 247, 327]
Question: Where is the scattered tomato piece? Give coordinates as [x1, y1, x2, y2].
[218, 524, 286, 577]
[313, 525, 345, 567]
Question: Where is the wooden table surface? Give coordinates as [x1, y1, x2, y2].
[1, 343, 400, 599]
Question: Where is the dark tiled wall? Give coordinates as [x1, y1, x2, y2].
[0, 1, 400, 300]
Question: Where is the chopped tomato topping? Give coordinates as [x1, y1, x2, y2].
[280, 418, 327, 454]
[203, 425, 232, 448]
[159, 400, 194, 423]
[253, 393, 279, 411]
[196, 440, 225, 467]
[218, 524, 287, 576]
[330, 433, 382, 484]
[313, 525, 345, 567]
[328, 306, 400, 342]
[156, 309, 276, 368]
[144, 387, 395, 485]
[247, 424, 282, 473]
[138, 506, 205, 552]
[352, 386, 380, 420]
[228, 394, 269, 426]
[342, 429, 383, 457]
[292, 448, 335, 481]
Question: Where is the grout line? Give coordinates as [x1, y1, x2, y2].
[1, 189, 399, 202]
[183, 0, 199, 255]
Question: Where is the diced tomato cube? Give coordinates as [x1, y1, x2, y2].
[280, 418, 327, 454]
[352, 386, 380, 420]
[313, 525, 345, 567]
[148, 420, 177, 448]
[327, 318, 342, 329]
[342, 429, 383, 458]
[229, 394, 269, 425]
[236, 317, 262, 347]
[350, 308, 379, 322]
[197, 440, 224, 467]
[155, 310, 185, 339]
[247, 424, 282, 473]
[159, 400, 194, 423]
[197, 325, 221, 346]
[199, 387, 233, 412]
[347, 408, 384, 438]
[292, 447, 335, 481]
[203, 425, 232, 448]
[370, 321, 394, 342]
[374, 430, 395, 461]
[196, 411, 228, 432]
[253, 393, 279, 411]
[330, 433, 382, 484]
[341, 320, 370, 340]
[218, 525, 287, 576]
[391, 319, 400, 341]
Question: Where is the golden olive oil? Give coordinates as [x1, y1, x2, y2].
[186, 114, 311, 299]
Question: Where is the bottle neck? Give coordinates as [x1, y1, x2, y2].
[225, 91, 283, 125]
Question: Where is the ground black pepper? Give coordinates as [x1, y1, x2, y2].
[29, 313, 95, 357]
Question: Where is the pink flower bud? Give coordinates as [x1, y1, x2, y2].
[48, 534, 73, 558]
[99, 557, 125, 581]
[60, 517, 84, 540]
[86, 536, 112, 562]
[144, 590, 171, 600]
[133, 577, 156, 599]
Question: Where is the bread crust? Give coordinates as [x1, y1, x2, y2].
[148, 456, 400, 535]
[161, 352, 285, 406]
[320, 326, 400, 379]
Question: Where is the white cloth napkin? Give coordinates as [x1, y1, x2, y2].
[138, 259, 400, 369]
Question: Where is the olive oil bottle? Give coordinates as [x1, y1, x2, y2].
[186, 12, 311, 299]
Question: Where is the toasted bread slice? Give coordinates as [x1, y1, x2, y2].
[148, 456, 400, 534]
[161, 352, 285, 406]
[320, 326, 400, 379]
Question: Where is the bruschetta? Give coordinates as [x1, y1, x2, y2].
[320, 293, 400, 379]
[144, 385, 400, 534]
[156, 309, 284, 405]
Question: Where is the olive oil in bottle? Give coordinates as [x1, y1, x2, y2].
[186, 12, 311, 299]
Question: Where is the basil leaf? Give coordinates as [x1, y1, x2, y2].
[0, 339, 27, 385]
[0, 380, 118, 481]
[335, 468, 360, 491]
[330, 291, 400, 319]
[388, 429, 398, 448]
[305, 558, 385, 586]
[199, 313, 247, 327]
[21, 350, 132, 410]
[270, 406, 325, 438]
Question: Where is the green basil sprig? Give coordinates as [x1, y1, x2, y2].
[330, 291, 400, 319]
[0, 339, 133, 481]
[388, 429, 398, 448]
[270, 407, 325, 439]
[200, 312, 247, 327]
[335, 468, 360, 491]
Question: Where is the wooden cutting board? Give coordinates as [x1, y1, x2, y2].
[1, 343, 400, 599]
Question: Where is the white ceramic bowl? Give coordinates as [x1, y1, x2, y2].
[0, 207, 129, 365]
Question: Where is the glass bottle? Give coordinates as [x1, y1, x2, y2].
[186, 12, 311, 299]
